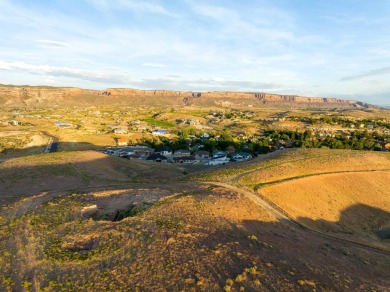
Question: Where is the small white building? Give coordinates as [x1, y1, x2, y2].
[9, 120, 20, 126]
[114, 127, 128, 134]
[152, 129, 167, 135]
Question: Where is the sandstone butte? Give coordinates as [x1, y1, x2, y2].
[0, 84, 373, 109]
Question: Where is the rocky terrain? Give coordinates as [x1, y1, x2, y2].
[0, 84, 374, 109]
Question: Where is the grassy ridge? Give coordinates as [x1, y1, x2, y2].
[193, 148, 390, 185]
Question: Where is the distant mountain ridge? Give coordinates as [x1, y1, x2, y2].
[0, 84, 377, 109]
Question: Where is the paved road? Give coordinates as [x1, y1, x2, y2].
[49, 142, 58, 153]
[41, 131, 59, 153]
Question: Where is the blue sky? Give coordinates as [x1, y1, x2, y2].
[1, 0, 390, 105]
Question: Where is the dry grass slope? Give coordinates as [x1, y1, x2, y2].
[0, 151, 205, 206]
[222, 149, 390, 251]
[0, 148, 389, 291]
[1, 184, 389, 291]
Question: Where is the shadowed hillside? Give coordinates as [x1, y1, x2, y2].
[0, 150, 206, 206]
[0, 183, 389, 291]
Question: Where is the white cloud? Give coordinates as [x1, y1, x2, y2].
[86, 0, 109, 10]
[0, 59, 297, 92]
[369, 48, 390, 58]
[87, 0, 174, 16]
[128, 76, 292, 92]
[118, 0, 172, 15]
[341, 66, 390, 81]
[189, 2, 295, 42]
[36, 40, 71, 49]
[320, 15, 368, 25]
[141, 63, 165, 67]
[0, 60, 131, 84]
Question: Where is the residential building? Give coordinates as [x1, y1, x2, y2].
[152, 129, 167, 135]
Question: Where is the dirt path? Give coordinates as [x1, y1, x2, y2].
[202, 162, 390, 257]
[206, 181, 390, 255]
[252, 169, 390, 190]
[207, 182, 299, 227]
[197, 153, 390, 255]
[3, 162, 389, 257]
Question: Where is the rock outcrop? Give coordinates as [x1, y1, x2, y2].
[0, 84, 374, 109]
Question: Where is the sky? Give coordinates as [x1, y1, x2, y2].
[1, 0, 390, 105]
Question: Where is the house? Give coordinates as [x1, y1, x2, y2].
[146, 153, 168, 162]
[135, 126, 149, 132]
[114, 127, 128, 134]
[116, 138, 128, 146]
[225, 145, 236, 154]
[54, 121, 72, 128]
[201, 133, 210, 139]
[9, 120, 20, 126]
[173, 156, 199, 164]
[174, 149, 191, 156]
[118, 148, 135, 156]
[159, 146, 172, 156]
[239, 152, 252, 160]
[127, 154, 143, 159]
[152, 129, 167, 135]
[105, 147, 124, 156]
[120, 145, 155, 157]
[208, 150, 229, 165]
[384, 143, 390, 151]
[231, 152, 252, 162]
[186, 120, 200, 125]
[231, 153, 244, 162]
[194, 150, 210, 158]
[212, 150, 227, 158]
[208, 156, 230, 165]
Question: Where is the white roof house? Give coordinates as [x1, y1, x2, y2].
[152, 129, 167, 135]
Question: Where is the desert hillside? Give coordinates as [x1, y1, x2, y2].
[0, 84, 374, 109]
[0, 149, 389, 291]
[199, 148, 390, 250]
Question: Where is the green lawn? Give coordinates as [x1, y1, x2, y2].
[143, 118, 174, 128]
